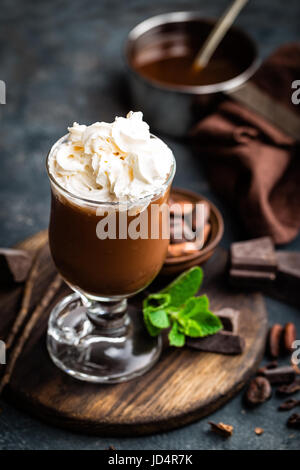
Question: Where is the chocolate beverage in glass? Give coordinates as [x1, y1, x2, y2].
[46, 112, 175, 383]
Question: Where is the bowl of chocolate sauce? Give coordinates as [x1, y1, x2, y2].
[125, 12, 259, 137]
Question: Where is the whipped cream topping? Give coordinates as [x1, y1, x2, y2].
[48, 112, 174, 204]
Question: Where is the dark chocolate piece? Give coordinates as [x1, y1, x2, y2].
[214, 308, 240, 334]
[230, 268, 275, 281]
[230, 237, 277, 287]
[0, 248, 33, 284]
[277, 379, 300, 396]
[187, 330, 245, 355]
[264, 265, 300, 309]
[257, 360, 278, 374]
[278, 399, 300, 411]
[276, 251, 300, 281]
[229, 246, 300, 307]
[258, 366, 296, 384]
[229, 276, 274, 290]
[231, 237, 277, 272]
[245, 376, 272, 406]
[287, 413, 300, 429]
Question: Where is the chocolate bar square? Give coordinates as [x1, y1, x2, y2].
[231, 237, 277, 273]
[276, 251, 300, 281]
[230, 268, 276, 281]
[214, 308, 240, 334]
[187, 331, 245, 355]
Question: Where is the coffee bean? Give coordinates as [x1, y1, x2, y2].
[268, 324, 284, 358]
[283, 322, 297, 354]
[245, 376, 272, 406]
[287, 413, 300, 429]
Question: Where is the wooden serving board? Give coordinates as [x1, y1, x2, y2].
[0, 230, 268, 436]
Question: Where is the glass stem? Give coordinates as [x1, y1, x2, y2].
[80, 296, 128, 331]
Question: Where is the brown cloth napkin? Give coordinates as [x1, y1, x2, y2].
[192, 44, 300, 245]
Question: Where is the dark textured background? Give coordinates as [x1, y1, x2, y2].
[0, 0, 300, 450]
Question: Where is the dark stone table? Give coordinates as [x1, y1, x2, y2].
[0, 0, 299, 450]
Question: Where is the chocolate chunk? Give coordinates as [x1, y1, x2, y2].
[245, 376, 272, 406]
[229, 273, 275, 289]
[187, 330, 245, 355]
[287, 413, 300, 429]
[167, 221, 211, 257]
[276, 251, 300, 281]
[278, 399, 300, 411]
[229, 237, 277, 287]
[257, 360, 278, 375]
[230, 268, 275, 281]
[277, 378, 300, 396]
[259, 366, 296, 384]
[283, 322, 297, 354]
[230, 237, 277, 272]
[209, 421, 233, 437]
[268, 324, 284, 358]
[214, 308, 240, 334]
[0, 248, 33, 284]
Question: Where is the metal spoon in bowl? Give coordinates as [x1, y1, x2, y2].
[193, 0, 249, 71]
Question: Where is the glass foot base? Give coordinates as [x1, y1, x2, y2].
[47, 293, 162, 383]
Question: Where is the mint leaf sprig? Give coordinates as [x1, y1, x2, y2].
[143, 267, 222, 347]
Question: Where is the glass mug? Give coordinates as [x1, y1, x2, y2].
[46, 134, 176, 383]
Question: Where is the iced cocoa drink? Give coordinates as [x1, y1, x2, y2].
[48, 112, 174, 297]
[49, 189, 170, 297]
[46, 112, 175, 383]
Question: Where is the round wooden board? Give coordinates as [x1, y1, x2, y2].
[0, 230, 268, 436]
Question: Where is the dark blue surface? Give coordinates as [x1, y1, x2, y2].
[0, 0, 299, 450]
